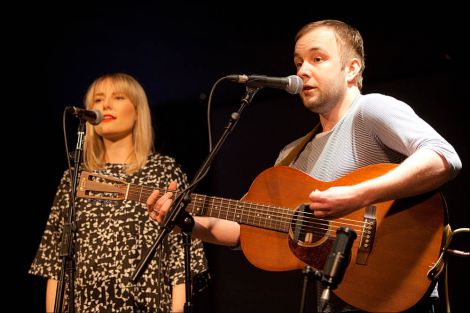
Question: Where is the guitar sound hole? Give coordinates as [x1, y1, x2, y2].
[289, 204, 330, 247]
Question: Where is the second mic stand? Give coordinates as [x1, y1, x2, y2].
[131, 86, 260, 313]
[54, 121, 86, 313]
[299, 266, 322, 313]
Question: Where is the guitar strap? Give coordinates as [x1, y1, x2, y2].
[275, 123, 321, 167]
[238, 123, 320, 213]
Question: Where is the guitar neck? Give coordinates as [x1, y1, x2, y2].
[126, 183, 292, 233]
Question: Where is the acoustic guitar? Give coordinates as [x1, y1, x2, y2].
[77, 163, 446, 312]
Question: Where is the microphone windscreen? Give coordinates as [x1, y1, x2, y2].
[286, 75, 303, 94]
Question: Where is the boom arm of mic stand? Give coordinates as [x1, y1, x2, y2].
[130, 86, 260, 283]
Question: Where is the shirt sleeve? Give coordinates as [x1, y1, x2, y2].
[360, 94, 462, 179]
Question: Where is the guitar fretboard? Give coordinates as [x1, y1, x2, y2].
[188, 194, 292, 233]
[124, 184, 292, 233]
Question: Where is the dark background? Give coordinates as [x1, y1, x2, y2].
[15, 1, 468, 312]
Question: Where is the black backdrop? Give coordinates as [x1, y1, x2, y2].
[16, 2, 468, 312]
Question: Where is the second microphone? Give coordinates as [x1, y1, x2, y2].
[67, 106, 103, 125]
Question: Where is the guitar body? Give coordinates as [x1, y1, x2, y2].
[240, 164, 445, 312]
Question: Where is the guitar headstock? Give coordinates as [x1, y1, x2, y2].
[78, 171, 128, 201]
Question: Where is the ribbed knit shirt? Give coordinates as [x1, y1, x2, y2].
[276, 93, 461, 181]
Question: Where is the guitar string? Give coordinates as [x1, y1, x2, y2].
[119, 185, 371, 237]
[83, 174, 370, 240]
[86, 179, 371, 238]
[110, 184, 370, 236]
[189, 195, 368, 238]
[123, 185, 366, 226]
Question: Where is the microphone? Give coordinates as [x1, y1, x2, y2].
[227, 74, 303, 94]
[319, 226, 357, 312]
[67, 106, 103, 125]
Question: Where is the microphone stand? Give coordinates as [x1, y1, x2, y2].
[131, 86, 260, 312]
[54, 121, 86, 313]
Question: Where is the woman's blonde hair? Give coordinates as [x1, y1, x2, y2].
[83, 73, 154, 174]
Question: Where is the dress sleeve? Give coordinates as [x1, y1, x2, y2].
[29, 170, 72, 280]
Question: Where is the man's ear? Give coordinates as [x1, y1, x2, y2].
[346, 58, 361, 84]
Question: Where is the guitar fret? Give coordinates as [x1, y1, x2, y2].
[235, 203, 242, 223]
[257, 204, 263, 227]
[266, 208, 272, 229]
[215, 198, 221, 218]
[273, 209, 278, 229]
[248, 202, 253, 225]
[231, 199, 238, 222]
[190, 195, 196, 215]
[253, 203, 261, 227]
[275, 207, 282, 231]
[197, 194, 205, 215]
[138, 185, 144, 202]
[281, 210, 289, 232]
[229, 199, 235, 221]
[232, 202, 237, 221]
[125, 183, 130, 200]
[209, 197, 213, 217]
[241, 203, 247, 224]
[228, 199, 234, 221]
[202, 195, 208, 216]
[224, 198, 229, 220]
[258, 205, 264, 227]
[263, 205, 268, 228]
[214, 198, 218, 216]
[223, 198, 229, 220]
[218, 198, 222, 218]
[246, 202, 252, 225]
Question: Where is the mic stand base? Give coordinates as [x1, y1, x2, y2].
[180, 213, 195, 313]
[299, 265, 322, 313]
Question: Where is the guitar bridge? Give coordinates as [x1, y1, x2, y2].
[356, 205, 376, 265]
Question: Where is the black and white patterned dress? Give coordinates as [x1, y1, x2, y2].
[29, 154, 208, 313]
